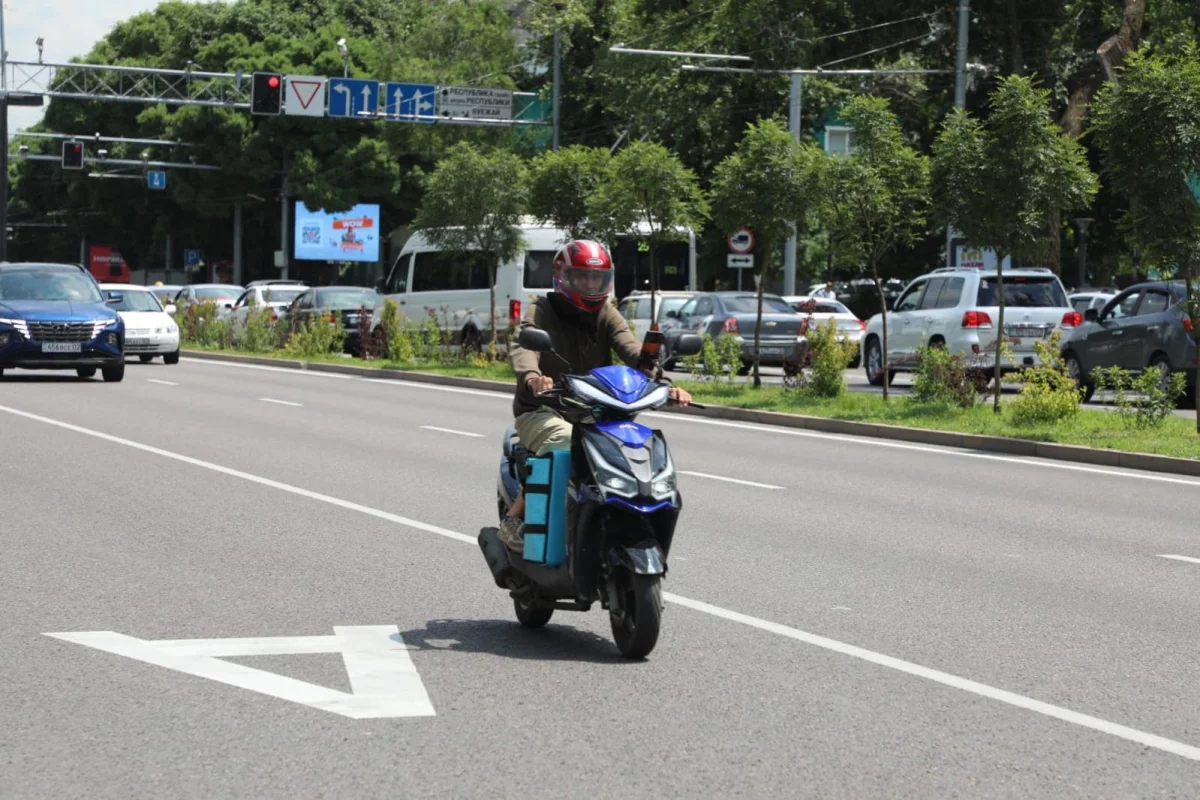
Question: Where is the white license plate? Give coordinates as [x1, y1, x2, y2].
[41, 342, 82, 353]
[763, 347, 783, 355]
[128, 338, 151, 346]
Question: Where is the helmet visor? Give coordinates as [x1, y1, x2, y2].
[562, 267, 612, 298]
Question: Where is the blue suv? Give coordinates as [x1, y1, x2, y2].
[0, 262, 126, 381]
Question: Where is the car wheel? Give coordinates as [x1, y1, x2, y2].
[1063, 351, 1094, 403]
[164, 349, 180, 365]
[76, 367, 96, 379]
[864, 337, 895, 387]
[102, 362, 125, 383]
[139, 354, 154, 363]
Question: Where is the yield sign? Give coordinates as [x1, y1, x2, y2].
[284, 75, 326, 117]
[44, 625, 435, 719]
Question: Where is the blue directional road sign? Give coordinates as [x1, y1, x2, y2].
[327, 78, 380, 119]
[146, 170, 167, 190]
[383, 82, 436, 123]
[184, 248, 200, 267]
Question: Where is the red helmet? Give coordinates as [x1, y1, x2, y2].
[552, 239, 613, 313]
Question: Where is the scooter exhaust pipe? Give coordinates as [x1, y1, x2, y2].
[478, 527, 513, 588]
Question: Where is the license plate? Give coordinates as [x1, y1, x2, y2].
[128, 338, 151, 346]
[763, 347, 783, 356]
[41, 342, 81, 353]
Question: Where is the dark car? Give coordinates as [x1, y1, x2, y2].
[285, 286, 380, 356]
[0, 262, 126, 381]
[660, 291, 807, 370]
[1061, 280, 1197, 407]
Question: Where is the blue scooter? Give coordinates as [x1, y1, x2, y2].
[478, 327, 703, 659]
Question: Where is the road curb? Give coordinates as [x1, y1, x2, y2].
[181, 349, 1200, 479]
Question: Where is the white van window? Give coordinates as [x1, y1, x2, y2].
[411, 251, 490, 292]
[524, 250, 556, 289]
[384, 254, 411, 294]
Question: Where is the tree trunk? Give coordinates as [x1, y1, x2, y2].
[1047, 0, 1146, 278]
[993, 251, 1008, 414]
[1007, 0, 1024, 75]
[751, 237, 770, 389]
[873, 268, 889, 402]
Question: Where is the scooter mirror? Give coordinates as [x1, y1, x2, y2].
[517, 327, 553, 352]
[674, 334, 704, 357]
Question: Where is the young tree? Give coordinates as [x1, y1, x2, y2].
[526, 145, 613, 239]
[932, 75, 1099, 412]
[411, 142, 529, 356]
[590, 141, 709, 331]
[710, 118, 817, 388]
[817, 96, 931, 401]
[1091, 46, 1200, 424]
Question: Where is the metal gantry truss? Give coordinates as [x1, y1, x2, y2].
[4, 59, 550, 126]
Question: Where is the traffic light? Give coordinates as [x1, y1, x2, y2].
[61, 139, 84, 170]
[251, 72, 283, 115]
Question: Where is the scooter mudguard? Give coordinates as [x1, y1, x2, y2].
[616, 543, 666, 576]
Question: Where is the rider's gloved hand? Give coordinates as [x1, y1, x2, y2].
[525, 373, 555, 395]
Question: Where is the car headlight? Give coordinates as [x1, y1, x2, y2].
[0, 317, 29, 337]
[104, 332, 120, 346]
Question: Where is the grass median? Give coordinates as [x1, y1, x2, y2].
[181, 347, 1200, 462]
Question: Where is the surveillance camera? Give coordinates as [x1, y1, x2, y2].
[97, 149, 108, 159]
[18, 145, 28, 154]
[141, 150, 150, 162]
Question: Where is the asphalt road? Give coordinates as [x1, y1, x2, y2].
[3, 358, 1200, 798]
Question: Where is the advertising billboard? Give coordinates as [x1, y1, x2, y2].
[293, 202, 381, 263]
[88, 245, 130, 282]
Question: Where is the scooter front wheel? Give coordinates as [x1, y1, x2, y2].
[610, 572, 662, 659]
[514, 594, 553, 628]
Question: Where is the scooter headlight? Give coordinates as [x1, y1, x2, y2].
[583, 439, 638, 498]
[651, 473, 676, 497]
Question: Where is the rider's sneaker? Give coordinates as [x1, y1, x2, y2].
[498, 515, 525, 554]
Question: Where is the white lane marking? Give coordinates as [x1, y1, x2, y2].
[0, 404, 474, 547]
[185, 358, 1200, 487]
[647, 412, 1200, 488]
[181, 358, 352, 380]
[420, 425, 485, 438]
[45, 626, 434, 719]
[1156, 554, 1200, 565]
[260, 398, 302, 407]
[661, 592, 1200, 763]
[145, 379, 178, 386]
[680, 470, 783, 490]
[6, 402, 1200, 763]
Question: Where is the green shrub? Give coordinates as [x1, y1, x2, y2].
[681, 332, 742, 382]
[379, 299, 417, 362]
[1008, 333, 1081, 426]
[804, 318, 856, 398]
[179, 300, 231, 349]
[283, 313, 345, 359]
[1092, 363, 1186, 429]
[236, 307, 280, 353]
[912, 345, 978, 408]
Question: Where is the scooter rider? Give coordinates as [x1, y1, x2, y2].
[498, 239, 692, 553]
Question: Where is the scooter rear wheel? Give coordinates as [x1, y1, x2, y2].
[514, 594, 553, 628]
[610, 572, 662, 659]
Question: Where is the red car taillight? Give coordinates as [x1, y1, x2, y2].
[509, 300, 521, 327]
[1183, 315, 1194, 334]
[961, 310, 993, 328]
[723, 317, 739, 334]
[1061, 311, 1083, 327]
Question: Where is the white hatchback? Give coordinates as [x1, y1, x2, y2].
[860, 267, 1075, 386]
[100, 283, 181, 364]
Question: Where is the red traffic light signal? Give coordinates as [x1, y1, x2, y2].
[62, 140, 84, 170]
[251, 71, 283, 115]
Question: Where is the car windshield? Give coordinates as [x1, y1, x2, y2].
[657, 297, 690, 319]
[724, 295, 793, 313]
[107, 290, 163, 312]
[0, 268, 103, 302]
[195, 286, 241, 300]
[977, 276, 1068, 307]
[264, 287, 306, 304]
[318, 289, 377, 308]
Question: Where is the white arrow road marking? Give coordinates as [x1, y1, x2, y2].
[44, 625, 435, 719]
[145, 379, 178, 386]
[260, 398, 302, 407]
[420, 425, 484, 438]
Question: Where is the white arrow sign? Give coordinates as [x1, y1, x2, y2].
[45, 625, 435, 719]
[360, 85, 372, 114]
[333, 83, 351, 111]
